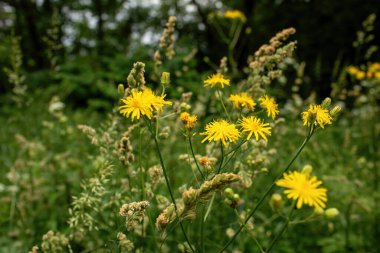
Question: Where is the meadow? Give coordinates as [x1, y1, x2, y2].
[0, 2, 379, 253]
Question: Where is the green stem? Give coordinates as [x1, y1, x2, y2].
[218, 126, 315, 252]
[218, 89, 231, 121]
[200, 206, 205, 253]
[204, 193, 216, 222]
[228, 22, 243, 76]
[188, 136, 205, 179]
[144, 117, 195, 253]
[220, 139, 247, 172]
[233, 209, 265, 253]
[266, 204, 296, 252]
[139, 125, 145, 199]
[217, 141, 225, 174]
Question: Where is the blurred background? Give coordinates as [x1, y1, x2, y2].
[0, 1, 379, 252]
[0, 0, 379, 107]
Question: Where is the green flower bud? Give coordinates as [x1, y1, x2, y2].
[321, 97, 331, 108]
[161, 72, 170, 86]
[224, 198, 232, 206]
[325, 208, 339, 219]
[118, 83, 125, 95]
[314, 207, 325, 216]
[224, 188, 234, 198]
[233, 194, 240, 201]
[270, 193, 283, 210]
[302, 165, 313, 176]
[330, 105, 342, 117]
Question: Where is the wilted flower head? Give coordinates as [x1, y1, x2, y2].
[180, 112, 197, 130]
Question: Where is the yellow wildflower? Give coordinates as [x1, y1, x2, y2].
[200, 119, 240, 146]
[355, 71, 366, 80]
[239, 116, 271, 142]
[143, 88, 172, 112]
[119, 88, 171, 121]
[346, 66, 359, 75]
[119, 90, 153, 121]
[229, 93, 256, 111]
[276, 170, 327, 209]
[259, 95, 279, 119]
[302, 104, 332, 128]
[204, 73, 230, 88]
[224, 10, 246, 22]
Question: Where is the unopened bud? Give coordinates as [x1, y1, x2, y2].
[161, 72, 170, 86]
[224, 188, 234, 198]
[233, 194, 240, 201]
[270, 193, 283, 210]
[118, 83, 125, 95]
[321, 97, 331, 108]
[302, 165, 313, 177]
[325, 208, 339, 219]
[314, 207, 324, 216]
[330, 105, 342, 117]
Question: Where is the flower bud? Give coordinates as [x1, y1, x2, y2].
[325, 208, 339, 219]
[330, 105, 342, 117]
[302, 165, 313, 177]
[314, 207, 325, 216]
[161, 72, 170, 86]
[118, 83, 125, 95]
[270, 193, 283, 210]
[233, 193, 240, 201]
[321, 97, 331, 108]
[224, 198, 232, 206]
[224, 188, 234, 198]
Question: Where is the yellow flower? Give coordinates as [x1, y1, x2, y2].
[200, 119, 240, 146]
[119, 88, 172, 121]
[302, 104, 332, 128]
[204, 73, 230, 88]
[276, 170, 327, 209]
[224, 10, 246, 22]
[143, 88, 172, 112]
[229, 93, 256, 111]
[259, 95, 279, 119]
[239, 116, 271, 142]
[346, 66, 359, 75]
[355, 71, 366, 80]
[368, 62, 380, 79]
[119, 90, 153, 121]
